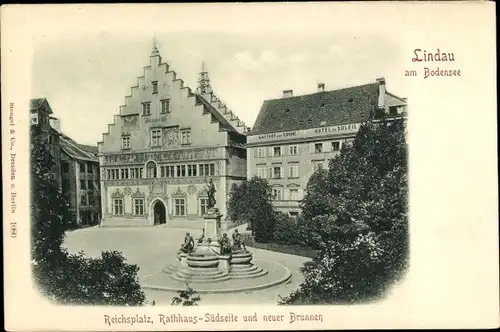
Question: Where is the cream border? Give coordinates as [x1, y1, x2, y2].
[2, 2, 498, 330]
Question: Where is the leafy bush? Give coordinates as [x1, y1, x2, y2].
[272, 212, 296, 244]
[272, 213, 310, 246]
[172, 284, 201, 306]
[33, 250, 146, 306]
[281, 119, 408, 304]
[280, 232, 386, 304]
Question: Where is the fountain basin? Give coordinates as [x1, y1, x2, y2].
[187, 255, 219, 268]
[172, 268, 230, 283]
[143, 259, 292, 293]
[192, 243, 220, 256]
[231, 251, 253, 265]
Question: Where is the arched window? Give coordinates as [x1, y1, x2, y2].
[146, 161, 157, 178]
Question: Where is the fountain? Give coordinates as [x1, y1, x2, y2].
[145, 179, 291, 293]
[169, 207, 267, 284]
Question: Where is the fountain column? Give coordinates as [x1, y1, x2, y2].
[203, 208, 222, 242]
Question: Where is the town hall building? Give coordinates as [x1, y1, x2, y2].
[247, 78, 407, 216]
[98, 45, 248, 227]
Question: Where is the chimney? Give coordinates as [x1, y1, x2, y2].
[376, 77, 386, 108]
[317, 83, 325, 93]
[50, 117, 61, 133]
[282, 89, 293, 98]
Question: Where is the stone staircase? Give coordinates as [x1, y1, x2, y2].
[164, 250, 268, 284]
[170, 267, 231, 283]
[229, 264, 267, 279]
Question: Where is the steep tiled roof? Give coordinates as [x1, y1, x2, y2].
[30, 98, 53, 114]
[229, 142, 246, 149]
[60, 135, 98, 162]
[78, 144, 99, 155]
[385, 92, 406, 107]
[250, 83, 379, 135]
[30, 98, 45, 110]
[49, 127, 60, 136]
[59, 132, 78, 144]
[195, 95, 238, 133]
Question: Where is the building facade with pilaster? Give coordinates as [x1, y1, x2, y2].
[98, 45, 247, 228]
[247, 78, 407, 216]
[60, 134, 101, 226]
[30, 98, 101, 226]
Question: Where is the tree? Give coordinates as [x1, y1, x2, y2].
[171, 284, 201, 306]
[227, 177, 275, 242]
[30, 127, 146, 306]
[30, 127, 72, 264]
[298, 169, 334, 249]
[281, 119, 408, 304]
[227, 182, 248, 223]
[244, 177, 276, 242]
[300, 169, 332, 222]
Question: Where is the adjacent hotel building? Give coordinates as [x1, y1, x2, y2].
[247, 78, 407, 216]
[98, 45, 247, 227]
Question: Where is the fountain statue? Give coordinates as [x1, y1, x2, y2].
[206, 178, 216, 211]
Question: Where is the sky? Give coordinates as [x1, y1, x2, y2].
[30, 5, 408, 146]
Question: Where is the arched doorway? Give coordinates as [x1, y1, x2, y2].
[153, 200, 166, 225]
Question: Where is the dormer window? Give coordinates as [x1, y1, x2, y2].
[389, 106, 399, 115]
[121, 135, 131, 150]
[181, 130, 191, 145]
[151, 128, 162, 147]
[161, 99, 170, 114]
[152, 81, 158, 94]
[142, 102, 151, 116]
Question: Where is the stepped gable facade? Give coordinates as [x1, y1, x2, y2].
[98, 45, 247, 227]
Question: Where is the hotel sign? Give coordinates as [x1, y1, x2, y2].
[248, 123, 360, 143]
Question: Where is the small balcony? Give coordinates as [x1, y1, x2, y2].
[272, 200, 301, 208]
